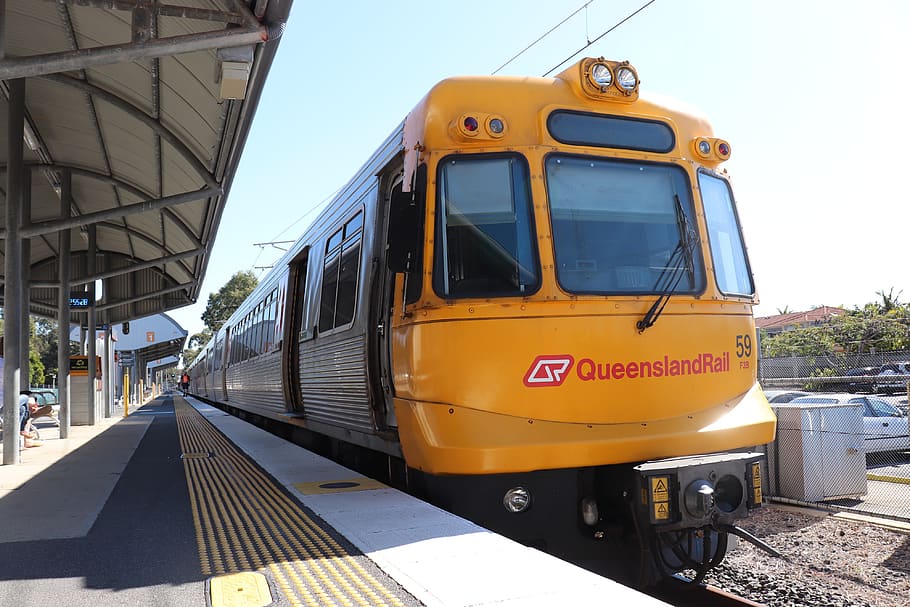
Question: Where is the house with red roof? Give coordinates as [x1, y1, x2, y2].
[755, 306, 846, 337]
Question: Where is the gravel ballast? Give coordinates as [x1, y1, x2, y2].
[701, 504, 910, 607]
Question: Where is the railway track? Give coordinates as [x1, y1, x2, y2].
[650, 576, 767, 607]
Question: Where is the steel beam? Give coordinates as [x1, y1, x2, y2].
[20, 167, 31, 397]
[30, 247, 205, 288]
[87, 224, 98, 425]
[44, 0, 249, 25]
[3, 79, 24, 465]
[58, 169, 72, 438]
[0, 25, 271, 81]
[17, 186, 220, 239]
[94, 282, 194, 312]
[0, 162, 206, 254]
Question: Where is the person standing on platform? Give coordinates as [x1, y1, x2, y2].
[180, 372, 190, 397]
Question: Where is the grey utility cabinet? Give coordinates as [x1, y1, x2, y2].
[767, 402, 867, 501]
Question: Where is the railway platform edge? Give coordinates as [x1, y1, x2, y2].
[0, 391, 672, 607]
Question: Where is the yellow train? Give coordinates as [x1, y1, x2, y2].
[188, 57, 777, 584]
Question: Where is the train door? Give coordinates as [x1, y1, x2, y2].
[282, 247, 309, 412]
[372, 165, 426, 428]
[369, 174, 415, 430]
[381, 164, 426, 426]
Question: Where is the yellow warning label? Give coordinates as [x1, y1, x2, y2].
[653, 502, 670, 520]
[753, 487, 763, 503]
[752, 463, 762, 488]
[650, 476, 669, 503]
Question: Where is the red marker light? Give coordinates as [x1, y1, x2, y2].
[717, 142, 731, 157]
[463, 116, 479, 132]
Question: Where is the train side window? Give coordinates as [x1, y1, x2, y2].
[318, 210, 364, 333]
[263, 290, 277, 351]
[253, 301, 265, 356]
[242, 315, 251, 361]
[213, 337, 223, 371]
[433, 154, 540, 298]
[318, 241, 341, 333]
[698, 171, 754, 297]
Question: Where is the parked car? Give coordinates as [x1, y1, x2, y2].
[874, 362, 910, 394]
[839, 366, 881, 393]
[788, 393, 909, 453]
[29, 389, 60, 426]
[763, 389, 813, 403]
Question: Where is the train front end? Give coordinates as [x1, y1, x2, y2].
[388, 58, 777, 583]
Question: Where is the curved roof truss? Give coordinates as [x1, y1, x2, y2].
[1, 0, 293, 326]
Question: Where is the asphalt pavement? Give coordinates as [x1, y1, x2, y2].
[0, 397, 204, 607]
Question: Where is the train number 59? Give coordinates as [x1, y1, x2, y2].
[735, 334, 752, 358]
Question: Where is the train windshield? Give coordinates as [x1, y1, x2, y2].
[433, 154, 540, 298]
[546, 155, 705, 295]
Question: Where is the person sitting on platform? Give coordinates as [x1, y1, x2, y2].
[19, 392, 51, 448]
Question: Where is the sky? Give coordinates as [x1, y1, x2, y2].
[167, 0, 910, 336]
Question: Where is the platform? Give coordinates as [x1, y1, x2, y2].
[0, 393, 669, 607]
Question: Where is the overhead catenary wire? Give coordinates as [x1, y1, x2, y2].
[247, 1, 656, 278]
[247, 186, 341, 274]
[543, 0, 658, 77]
[492, 1, 594, 75]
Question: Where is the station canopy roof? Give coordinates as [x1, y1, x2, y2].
[1, 0, 292, 326]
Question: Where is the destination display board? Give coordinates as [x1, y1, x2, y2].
[69, 293, 93, 308]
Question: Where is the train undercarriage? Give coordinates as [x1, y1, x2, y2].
[409, 451, 778, 586]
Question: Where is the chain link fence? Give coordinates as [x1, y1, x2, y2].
[758, 350, 910, 523]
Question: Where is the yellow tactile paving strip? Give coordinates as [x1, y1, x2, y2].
[173, 399, 408, 607]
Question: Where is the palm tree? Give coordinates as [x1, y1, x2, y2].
[876, 288, 902, 313]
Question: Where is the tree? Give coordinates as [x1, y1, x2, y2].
[184, 271, 258, 365]
[32, 318, 59, 379]
[761, 291, 910, 357]
[29, 349, 45, 385]
[182, 328, 213, 366]
[875, 287, 902, 314]
[761, 325, 837, 357]
[200, 270, 258, 334]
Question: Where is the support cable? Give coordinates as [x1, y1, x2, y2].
[543, 0, 657, 77]
[492, 1, 593, 75]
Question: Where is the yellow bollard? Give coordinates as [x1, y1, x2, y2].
[123, 369, 130, 417]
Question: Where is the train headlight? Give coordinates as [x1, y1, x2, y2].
[589, 62, 613, 89]
[615, 66, 638, 92]
[503, 487, 531, 513]
[684, 479, 715, 519]
[581, 497, 599, 526]
[714, 474, 745, 513]
[574, 57, 639, 101]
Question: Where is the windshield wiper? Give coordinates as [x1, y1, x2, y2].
[637, 195, 699, 333]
